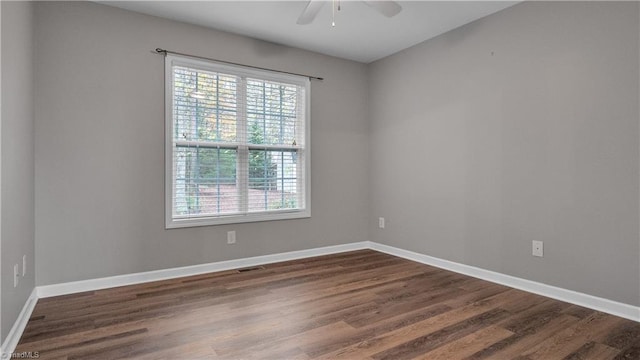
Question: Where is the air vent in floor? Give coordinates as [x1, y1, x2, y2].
[237, 266, 265, 273]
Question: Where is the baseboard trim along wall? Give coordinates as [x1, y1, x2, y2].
[5, 240, 638, 356]
[36, 241, 640, 321]
[368, 242, 640, 323]
[1, 287, 38, 359]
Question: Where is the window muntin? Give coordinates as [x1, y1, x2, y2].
[166, 56, 310, 228]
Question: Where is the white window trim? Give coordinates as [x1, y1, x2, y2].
[164, 54, 311, 229]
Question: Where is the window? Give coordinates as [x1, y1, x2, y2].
[165, 55, 310, 228]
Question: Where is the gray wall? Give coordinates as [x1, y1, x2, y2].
[369, 1, 640, 306]
[1, 1, 35, 341]
[31, 0, 640, 309]
[34, 2, 370, 285]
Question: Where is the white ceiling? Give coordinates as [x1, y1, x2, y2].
[99, 1, 518, 63]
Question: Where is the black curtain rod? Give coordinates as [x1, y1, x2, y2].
[154, 48, 324, 81]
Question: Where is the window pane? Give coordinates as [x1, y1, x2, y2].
[174, 146, 238, 216]
[173, 67, 237, 143]
[246, 79, 299, 146]
[248, 149, 299, 212]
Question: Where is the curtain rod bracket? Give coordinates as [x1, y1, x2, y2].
[153, 47, 323, 81]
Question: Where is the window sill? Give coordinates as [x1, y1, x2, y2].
[165, 208, 311, 229]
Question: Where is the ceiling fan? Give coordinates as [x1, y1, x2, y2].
[296, 0, 402, 25]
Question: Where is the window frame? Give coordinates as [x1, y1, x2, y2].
[165, 54, 311, 229]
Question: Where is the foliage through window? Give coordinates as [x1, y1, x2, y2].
[165, 55, 310, 228]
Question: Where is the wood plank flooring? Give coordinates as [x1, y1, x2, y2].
[14, 250, 640, 359]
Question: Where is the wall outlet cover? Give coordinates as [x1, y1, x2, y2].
[227, 231, 236, 244]
[14, 264, 20, 287]
[532, 240, 544, 257]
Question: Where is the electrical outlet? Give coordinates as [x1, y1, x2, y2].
[22, 255, 27, 276]
[227, 231, 236, 244]
[14, 264, 19, 287]
[378, 217, 385, 229]
[532, 240, 544, 257]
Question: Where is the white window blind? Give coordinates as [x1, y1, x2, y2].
[165, 55, 310, 228]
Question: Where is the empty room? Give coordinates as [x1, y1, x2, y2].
[1, 0, 639, 359]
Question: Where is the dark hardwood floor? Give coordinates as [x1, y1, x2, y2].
[15, 250, 640, 359]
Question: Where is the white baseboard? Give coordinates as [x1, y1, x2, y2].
[369, 242, 640, 322]
[37, 242, 370, 298]
[4, 240, 637, 357]
[1, 287, 38, 358]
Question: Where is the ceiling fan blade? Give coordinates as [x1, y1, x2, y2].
[363, 1, 402, 18]
[296, 0, 325, 25]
